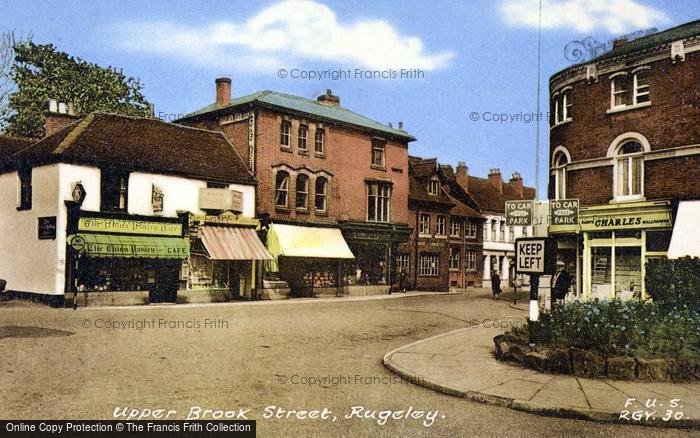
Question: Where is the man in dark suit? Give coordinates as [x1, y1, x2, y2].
[552, 261, 572, 305]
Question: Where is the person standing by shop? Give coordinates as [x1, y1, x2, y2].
[551, 261, 572, 307]
[491, 270, 501, 300]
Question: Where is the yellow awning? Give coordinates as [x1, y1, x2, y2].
[266, 223, 355, 263]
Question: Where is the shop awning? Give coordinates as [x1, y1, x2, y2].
[200, 225, 272, 260]
[266, 223, 355, 259]
[668, 201, 700, 259]
[69, 234, 189, 259]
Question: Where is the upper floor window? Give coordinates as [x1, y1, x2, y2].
[614, 140, 644, 200]
[314, 128, 325, 154]
[436, 216, 446, 236]
[315, 177, 328, 212]
[101, 168, 129, 212]
[428, 178, 440, 195]
[17, 166, 32, 210]
[367, 182, 391, 222]
[298, 125, 308, 151]
[450, 217, 461, 237]
[611, 74, 628, 109]
[371, 138, 385, 168]
[466, 220, 477, 238]
[280, 121, 291, 148]
[296, 174, 309, 210]
[633, 70, 650, 105]
[610, 69, 651, 110]
[553, 89, 572, 124]
[419, 213, 430, 235]
[499, 222, 505, 241]
[552, 148, 570, 200]
[275, 170, 289, 208]
[490, 221, 497, 241]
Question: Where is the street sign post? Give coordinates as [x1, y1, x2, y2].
[515, 237, 556, 346]
[505, 200, 533, 226]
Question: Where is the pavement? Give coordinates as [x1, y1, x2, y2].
[383, 326, 700, 430]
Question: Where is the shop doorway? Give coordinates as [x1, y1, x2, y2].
[148, 261, 180, 303]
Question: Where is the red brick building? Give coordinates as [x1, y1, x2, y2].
[177, 81, 413, 296]
[548, 20, 700, 300]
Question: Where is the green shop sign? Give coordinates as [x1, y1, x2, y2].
[78, 217, 182, 236]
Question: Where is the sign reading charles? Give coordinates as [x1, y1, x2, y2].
[505, 200, 533, 226]
[515, 237, 556, 275]
[550, 199, 579, 225]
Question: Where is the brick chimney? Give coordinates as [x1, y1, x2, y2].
[488, 168, 503, 193]
[509, 171, 524, 197]
[215, 77, 232, 108]
[456, 161, 469, 193]
[317, 89, 340, 106]
[44, 99, 81, 137]
[612, 38, 628, 50]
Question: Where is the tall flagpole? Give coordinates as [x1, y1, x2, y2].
[535, 0, 542, 200]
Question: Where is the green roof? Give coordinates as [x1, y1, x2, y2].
[177, 90, 416, 142]
[552, 19, 700, 80]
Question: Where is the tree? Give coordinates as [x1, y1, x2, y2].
[4, 42, 151, 138]
[0, 31, 23, 132]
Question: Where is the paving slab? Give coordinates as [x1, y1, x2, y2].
[383, 327, 700, 429]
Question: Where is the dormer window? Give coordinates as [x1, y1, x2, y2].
[428, 178, 440, 195]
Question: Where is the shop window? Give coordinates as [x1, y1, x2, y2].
[552, 148, 570, 200]
[275, 170, 289, 208]
[314, 128, 325, 154]
[315, 177, 328, 212]
[371, 138, 385, 168]
[419, 254, 439, 277]
[101, 168, 129, 212]
[17, 166, 32, 210]
[591, 246, 612, 299]
[449, 247, 460, 271]
[450, 217, 461, 237]
[465, 251, 477, 271]
[296, 174, 309, 210]
[428, 178, 440, 195]
[419, 213, 430, 235]
[615, 246, 642, 299]
[280, 121, 291, 148]
[436, 216, 446, 236]
[614, 140, 644, 200]
[646, 230, 672, 252]
[298, 125, 308, 151]
[367, 182, 391, 222]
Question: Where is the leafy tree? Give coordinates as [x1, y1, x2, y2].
[4, 42, 150, 138]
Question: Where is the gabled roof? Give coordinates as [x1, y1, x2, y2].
[10, 113, 255, 185]
[464, 175, 535, 214]
[446, 193, 482, 219]
[408, 156, 453, 207]
[177, 90, 415, 142]
[0, 135, 35, 161]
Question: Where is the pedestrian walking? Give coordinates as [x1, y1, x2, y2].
[551, 261, 572, 307]
[491, 270, 501, 300]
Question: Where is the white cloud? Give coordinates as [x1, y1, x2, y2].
[113, 0, 453, 72]
[500, 0, 669, 34]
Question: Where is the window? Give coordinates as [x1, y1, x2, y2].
[611, 75, 628, 109]
[101, 168, 129, 212]
[298, 125, 308, 151]
[280, 121, 291, 147]
[466, 220, 477, 238]
[419, 254, 440, 277]
[419, 213, 430, 235]
[552, 149, 569, 200]
[449, 248, 460, 271]
[491, 221, 497, 241]
[465, 251, 477, 271]
[553, 89, 573, 124]
[499, 221, 505, 241]
[428, 179, 440, 195]
[17, 166, 32, 210]
[436, 216, 446, 236]
[450, 217, 461, 237]
[396, 254, 410, 273]
[367, 182, 391, 222]
[615, 140, 644, 199]
[315, 177, 328, 212]
[314, 128, 325, 154]
[484, 221, 489, 240]
[371, 138, 385, 168]
[296, 174, 309, 209]
[275, 171, 289, 207]
[633, 70, 650, 105]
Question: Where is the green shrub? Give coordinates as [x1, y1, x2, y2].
[646, 257, 700, 312]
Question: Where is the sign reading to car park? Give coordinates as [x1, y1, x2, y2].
[515, 237, 556, 275]
[505, 200, 533, 226]
[550, 199, 579, 225]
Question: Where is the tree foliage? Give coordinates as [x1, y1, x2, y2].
[4, 42, 150, 138]
[646, 256, 700, 312]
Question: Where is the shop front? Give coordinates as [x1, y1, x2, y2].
[66, 210, 189, 306]
[549, 200, 673, 300]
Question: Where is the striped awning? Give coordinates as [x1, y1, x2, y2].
[200, 225, 272, 260]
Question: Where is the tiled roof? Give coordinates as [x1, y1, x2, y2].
[409, 173, 453, 207]
[178, 90, 415, 142]
[0, 135, 35, 161]
[446, 193, 482, 219]
[11, 113, 255, 185]
[464, 175, 535, 214]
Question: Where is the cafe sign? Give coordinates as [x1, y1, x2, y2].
[550, 199, 579, 225]
[506, 200, 533, 226]
[78, 217, 182, 237]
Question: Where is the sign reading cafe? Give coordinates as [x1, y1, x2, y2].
[78, 217, 183, 236]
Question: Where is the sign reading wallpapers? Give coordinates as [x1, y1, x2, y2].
[505, 200, 533, 226]
[78, 217, 182, 236]
[580, 211, 672, 231]
[550, 199, 579, 225]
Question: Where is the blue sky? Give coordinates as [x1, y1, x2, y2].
[2, 0, 698, 197]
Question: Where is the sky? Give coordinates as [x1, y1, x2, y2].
[1, 0, 698, 197]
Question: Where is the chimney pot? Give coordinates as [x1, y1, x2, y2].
[388, 122, 393, 128]
[509, 171, 524, 196]
[488, 168, 503, 193]
[215, 77, 232, 108]
[317, 90, 340, 106]
[398, 121, 404, 130]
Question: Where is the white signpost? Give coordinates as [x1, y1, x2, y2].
[515, 237, 556, 345]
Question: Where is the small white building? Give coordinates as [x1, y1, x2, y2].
[0, 109, 269, 306]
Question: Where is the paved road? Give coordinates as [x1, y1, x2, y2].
[0, 292, 693, 437]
